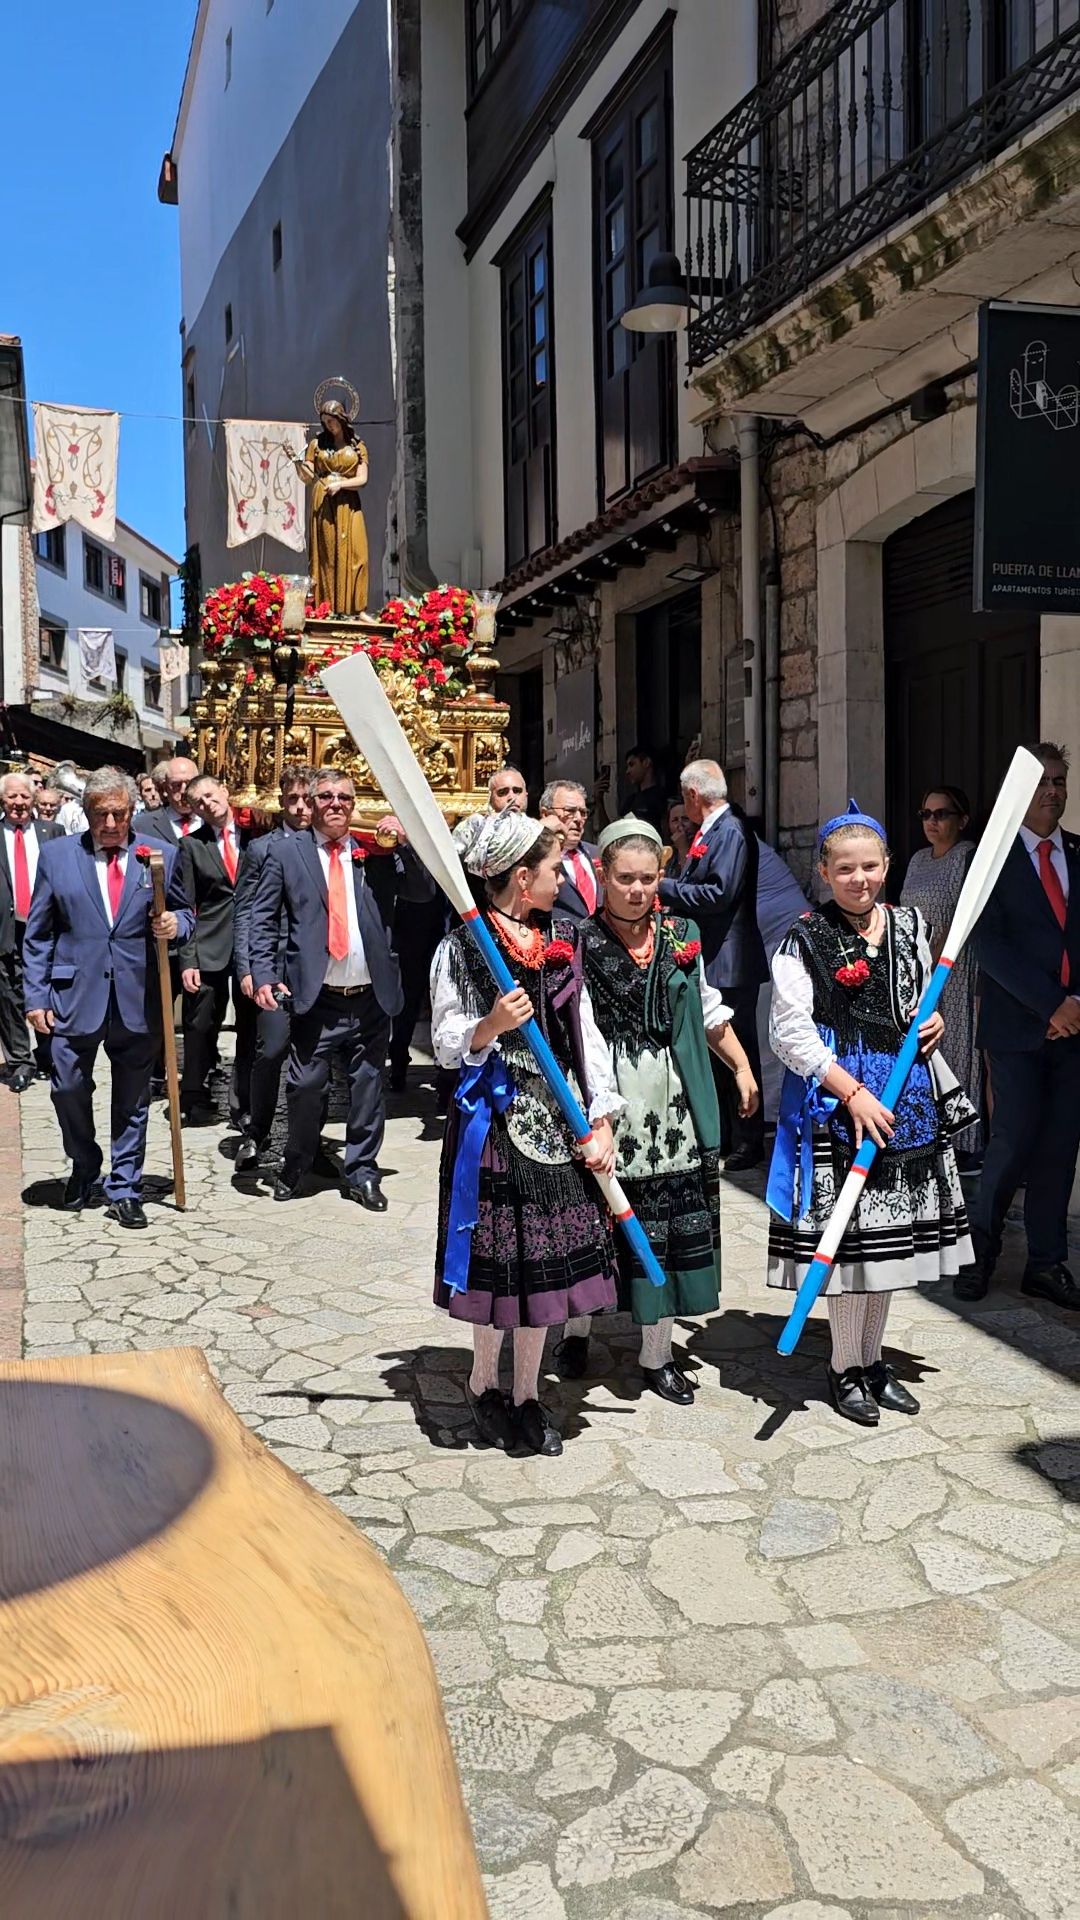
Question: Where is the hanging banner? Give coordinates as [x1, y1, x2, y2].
[159, 644, 189, 683]
[32, 404, 119, 542]
[77, 627, 116, 689]
[554, 664, 596, 790]
[975, 299, 1080, 613]
[224, 419, 307, 551]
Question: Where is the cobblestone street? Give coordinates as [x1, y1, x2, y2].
[12, 1064, 1080, 1919]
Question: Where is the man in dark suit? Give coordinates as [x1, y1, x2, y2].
[250, 768, 430, 1208]
[178, 773, 256, 1126]
[233, 763, 314, 1169]
[22, 766, 193, 1227]
[138, 755, 200, 845]
[958, 742, 1080, 1308]
[658, 757, 768, 1169]
[540, 779, 602, 921]
[0, 771, 63, 1089]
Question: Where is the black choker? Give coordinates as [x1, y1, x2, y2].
[603, 906, 653, 928]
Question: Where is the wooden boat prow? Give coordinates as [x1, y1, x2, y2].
[0, 1347, 487, 1918]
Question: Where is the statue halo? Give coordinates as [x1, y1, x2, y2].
[314, 375, 361, 423]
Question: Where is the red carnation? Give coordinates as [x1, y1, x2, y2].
[835, 959, 871, 989]
[544, 939, 574, 966]
[134, 844, 154, 863]
[675, 938, 701, 970]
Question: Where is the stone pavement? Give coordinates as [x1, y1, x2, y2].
[13, 1062, 1080, 1920]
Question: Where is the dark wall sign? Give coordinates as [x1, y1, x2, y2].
[554, 664, 596, 789]
[975, 299, 1080, 613]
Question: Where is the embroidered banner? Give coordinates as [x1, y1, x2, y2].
[77, 627, 116, 689]
[224, 419, 307, 551]
[32, 404, 120, 542]
[158, 644, 189, 683]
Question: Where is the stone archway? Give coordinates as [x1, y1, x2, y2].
[814, 407, 976, 823]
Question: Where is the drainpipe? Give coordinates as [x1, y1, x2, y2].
[764, 550, 780, 845]
[739, 416, 763, 825]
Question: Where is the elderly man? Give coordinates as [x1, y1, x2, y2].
[23, 767, 193, 1226]
[233, 763, 315, 1169]
[35, 787, 62, 823]
[0, 771, 64, 1089]
[139, 755, 200, 843]
[540, 779, 601, 919]
[658, 758, 768, 1170]
[250, 768, 431, 1207]
[179, 772, 257, 1126]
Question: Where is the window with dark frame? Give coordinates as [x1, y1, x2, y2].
[500, 201, 556, 572]
[225, 28, 232, 87]
[85, 539, 126, 606]
[184, 356, 196, 438]
[224, 303, 233, 343]
[140, 573, 164, 624]
[467, 0, 524, 96]
[84, 539, 105, 593]
[591, 34, 676, 511]
[143, 665, 163, 710]
[272, 221, 282, 269]
[38, 619, 66, 673]
[33, 526, 66, 571]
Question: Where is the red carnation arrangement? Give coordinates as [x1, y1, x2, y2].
[543, 939, 575, 967]
[201, 573, 332, 655]
[835, 958, 871, 989]
[302, 585, 477, 696]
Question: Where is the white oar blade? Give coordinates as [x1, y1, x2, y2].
[942, 746, 1043, 959]
[322, 652, 475, 916]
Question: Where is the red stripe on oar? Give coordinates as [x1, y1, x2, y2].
[462, 906, 480, 922]
[815, 1253, 834, 1268]
[579, 1130, 594, 1146]
[851, 1164, 869, 1180]
[938, 955, 955, 969]
[614, 1207, 633, 1221]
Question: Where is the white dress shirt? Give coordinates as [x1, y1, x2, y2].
[698, 802, 730, 841]
[167, 808, 192, 840]
[1019, 823, 1069, 902]
[3, 820, 40, 895]
[315, 832, 371, 988]
[93, 843, 129, 928]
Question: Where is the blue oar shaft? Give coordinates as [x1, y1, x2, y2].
[461, 908, 667, 1288]
[776, 957, 953, 1355]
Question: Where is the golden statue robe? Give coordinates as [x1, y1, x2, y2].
[304, 436, 369, 614]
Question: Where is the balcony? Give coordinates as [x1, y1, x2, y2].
[685, 0, 1080, 423]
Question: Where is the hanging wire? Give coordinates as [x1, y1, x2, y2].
[0, 392, 394, 428]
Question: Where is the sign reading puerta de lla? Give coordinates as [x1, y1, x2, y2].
[975, 300, 1080, 613]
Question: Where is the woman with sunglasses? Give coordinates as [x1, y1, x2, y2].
[900, 787, 981, 1167]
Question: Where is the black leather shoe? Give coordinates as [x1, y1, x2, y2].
[1022, 1263, 1080, 1310]
[466, 1384, 515, 1451]
[552, 1335, 590, 1381]
[513, 1399, 563, 1456]
[724, 1144, 764, 1172]
[273, 1172, 303, 1201]
[642, 1362, 696, 1406]
[181, 1101, 216, 1127]
[9, 1064, 36, 1093]
[954, 1256, 994, 1302]
[863, 1359, 920, 1415]
[826, 1364, 879, 1425]
[63, 1170, 98, 1211]
[346, 1175, 388, 1212]
[234, 1136, 262, 1173]
[106, 1198, 148, 1230]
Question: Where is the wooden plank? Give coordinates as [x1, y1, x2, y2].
[0, 1348, 487, 1919]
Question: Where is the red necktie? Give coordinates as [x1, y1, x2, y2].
[1037, 838, 1070, 988]
[221, 825, 238, 884]
[12, 826, 31, 919]
[180, 818, 191, 835]
[572, 851, 597, 915]
[107, 849, 125, 921]
[327, 841, 350, 961]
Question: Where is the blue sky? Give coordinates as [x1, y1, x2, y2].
[3, 1, 195, 563]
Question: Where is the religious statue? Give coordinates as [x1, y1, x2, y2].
[286, 377, 370, 616]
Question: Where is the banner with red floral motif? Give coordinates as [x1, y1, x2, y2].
[32, 404, 119, 542]
[224, 419, 306, 552]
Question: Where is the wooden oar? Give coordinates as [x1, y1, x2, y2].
[147, 848, 186, 1211]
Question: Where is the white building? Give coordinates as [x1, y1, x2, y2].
[31, 516, 184, 746]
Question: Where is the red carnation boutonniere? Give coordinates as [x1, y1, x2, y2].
[133, 844, 154, 863]
[662, 920, 702, 971]
[349, 842, 366, 865]
[835, 959, 871, 989]
[543, 938, 574, 967]
[687, 834, 708, 860]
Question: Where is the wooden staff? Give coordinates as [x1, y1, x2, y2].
[147, 848, 186, 1211]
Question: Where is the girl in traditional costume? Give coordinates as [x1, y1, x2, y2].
[430, 813, 621, 1457]
[557, 820, 759, 1404]
[766, 803, 975, 1425]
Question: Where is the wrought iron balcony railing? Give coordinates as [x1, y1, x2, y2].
[685, 0, 1080, 370]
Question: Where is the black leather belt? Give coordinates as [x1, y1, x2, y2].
[320, 983, 371, 998]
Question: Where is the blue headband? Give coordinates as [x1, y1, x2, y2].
[816, 799, 887, 856]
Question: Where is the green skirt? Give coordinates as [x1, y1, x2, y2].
[618, 1152, 722, 1325]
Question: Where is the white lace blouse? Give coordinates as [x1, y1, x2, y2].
[429, 937, 624, 1124]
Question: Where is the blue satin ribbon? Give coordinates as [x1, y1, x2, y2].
[444, 1055, 517, 1294]
[766, 1030, 839, 1225]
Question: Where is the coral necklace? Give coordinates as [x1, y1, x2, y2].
[602, 908, 655, 970]
[490, 911, 546, 971]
